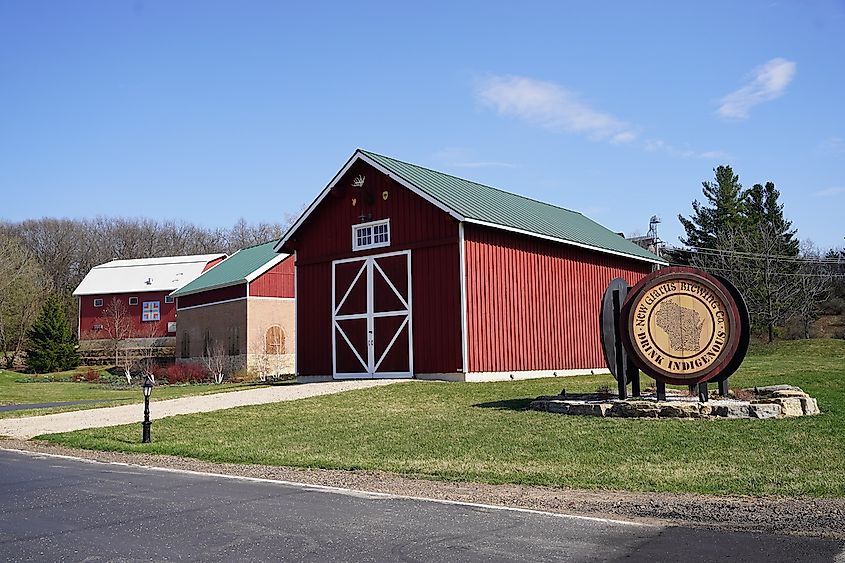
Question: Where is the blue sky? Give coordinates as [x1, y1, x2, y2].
[1, 1, 843, 249]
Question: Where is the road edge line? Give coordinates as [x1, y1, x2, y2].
[2, 446, 653, 528]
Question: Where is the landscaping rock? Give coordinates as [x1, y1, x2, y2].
[757, 397, 804, 417]
[711, 403, 751, 418]
[754, 385, 803, 397]
[768, 390, 809, 399]
[749, 403, 781, 419]
[546, 401, 571, 414]
[800, 397, 820, 416]
[609, 401, 660, 418]
[567, 403, 611, 417]
[659, 403, 706, 418]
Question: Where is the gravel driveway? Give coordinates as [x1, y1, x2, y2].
[0, 379, 403, 439]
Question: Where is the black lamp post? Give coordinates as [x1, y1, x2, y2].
[142, 375, 153, 443]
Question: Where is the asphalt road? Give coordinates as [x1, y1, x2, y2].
[1, 449, 842, 562]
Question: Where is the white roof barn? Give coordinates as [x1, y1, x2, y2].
[73, 254, 226, 296]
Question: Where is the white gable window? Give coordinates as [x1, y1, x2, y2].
[128, 297, 138, 305]
[352, 219, 390, 251]
[164, 295, 174, 304]
[93, 298, 103, 307]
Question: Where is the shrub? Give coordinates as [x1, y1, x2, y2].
[150, 365, 170, 382]
[164, 362, 209, 384]
[82, 368, 100, 382]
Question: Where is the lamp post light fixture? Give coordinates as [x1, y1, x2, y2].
[142, 375, 153, 443]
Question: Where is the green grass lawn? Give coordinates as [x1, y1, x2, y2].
[0, 367, 271, 419]
[38, 339, 845, 497]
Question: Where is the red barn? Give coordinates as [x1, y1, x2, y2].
[73, 254, 226, 342]
[277, 150, 666, 382]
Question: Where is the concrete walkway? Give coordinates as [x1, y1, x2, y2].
[0, 380, 403, 440]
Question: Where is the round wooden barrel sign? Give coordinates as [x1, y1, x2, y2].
[620, 267, 744, 386]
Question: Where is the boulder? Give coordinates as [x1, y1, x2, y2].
[567, 403, 611, 417]
[768, 390, 809, 399]
[756, 397, 804, 417]
[800, 397, 820, 416]
[712, 403, 751, 418]
[754, 385, 804, 397]
[609, 401, 660, 418]
[658, 403, 707, 418]
[749, 403, 781, 419]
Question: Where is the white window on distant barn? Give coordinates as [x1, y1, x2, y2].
[352, 219, 390, 251]
[164, 295, 174, 304]
[93, 298, 103, 307]
[128, 297, 138, 305]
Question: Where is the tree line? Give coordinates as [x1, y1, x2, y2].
[0, 216, 293, 368]
[675, 166, 844, 342]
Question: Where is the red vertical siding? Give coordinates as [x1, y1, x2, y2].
[249, 255, 295, 297]
[296, 262, 333, 375]
[289, 160, 462, 376]
[175, 284, 247, 309]
[79, 291, 177, 339]
[464, 224, 652, 373]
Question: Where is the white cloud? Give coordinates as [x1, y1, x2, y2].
[819, 136, 845, 156]
[643, 139, 729, 160]
[476, 74, 636, 142]
[717, 58, 797, 119]
[814, 187, 845, 197]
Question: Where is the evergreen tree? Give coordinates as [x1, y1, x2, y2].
[678, 165, 746, 250]
[24, 294, 80, 373]
[743, 181, 799, 256]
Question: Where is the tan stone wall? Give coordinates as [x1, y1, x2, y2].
[246, 298, 296, 376]
[175, 297, 295, 378]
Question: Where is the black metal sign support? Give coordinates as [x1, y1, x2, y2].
[656, 381, 666, 401]
[698, 382, 709, 402]
[626, 360, 640, 398]
[612, 289, 627, 400]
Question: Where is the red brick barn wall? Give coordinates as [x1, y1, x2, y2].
[79, 291, 176, 339]
[249, 255, 295, 298]
[464, 224, 653, 373]
[290, 160, 463, 376]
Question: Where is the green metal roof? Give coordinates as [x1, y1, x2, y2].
[358, 150, 666, 264]
[171, 240, 286, 297]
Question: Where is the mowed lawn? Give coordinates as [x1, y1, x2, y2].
[39, 340, 845, 497]
[0, 368, 268, 419]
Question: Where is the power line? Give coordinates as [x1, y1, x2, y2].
[671, 246, 845, 264]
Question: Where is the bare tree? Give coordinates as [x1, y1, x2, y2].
[98, 297, 134, 383]
[0, 233, 52, 368]
[134, 321, 165, 383]
[201, 339, 227, 384]
[794, 242, 834, 339]
[247, 332, 272, 382]
[691, 224, 800, 342]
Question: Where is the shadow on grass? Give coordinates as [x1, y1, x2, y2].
[472, 398, 535, 411]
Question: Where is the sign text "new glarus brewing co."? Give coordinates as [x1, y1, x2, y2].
[621, 268, 744, 386]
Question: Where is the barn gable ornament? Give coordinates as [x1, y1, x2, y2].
[600, 266, 750, 402]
